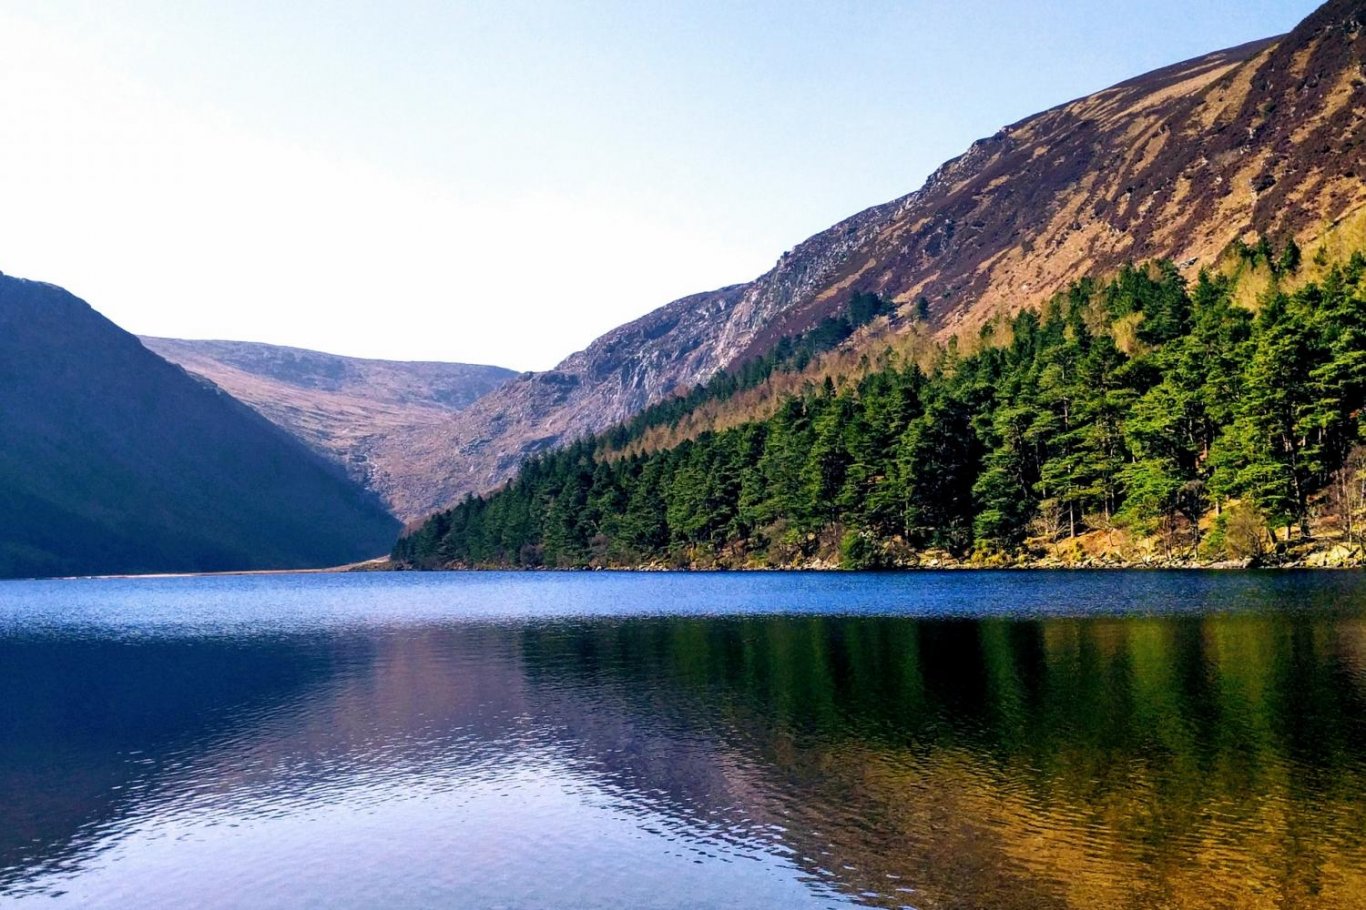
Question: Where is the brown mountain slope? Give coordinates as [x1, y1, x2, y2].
[141, 338, 515, 519]
[746, 0, 1366, 348]
[402, 0, 1366, 519]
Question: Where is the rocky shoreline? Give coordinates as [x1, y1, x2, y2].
[376, 542, 1366, 573]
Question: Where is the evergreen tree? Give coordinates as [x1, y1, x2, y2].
[394, 253, 1366, 569]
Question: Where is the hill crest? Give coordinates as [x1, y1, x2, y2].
[0, 277, 400, 577]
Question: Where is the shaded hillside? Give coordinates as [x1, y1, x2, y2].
[405, 0, 1366, 513]
[0, 275, 399, 578]
[142, 337, 514, 520]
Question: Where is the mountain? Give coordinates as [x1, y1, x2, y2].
[400, 0, 1366, 516]
[0, 275, 400, 578]
[743, 0, 1365, 347]
[141, 337, 515, 520]
[394, 246, 1366, 570]
[387, 286, 748, 518]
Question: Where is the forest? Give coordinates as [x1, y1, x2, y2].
[395, 245, 1366, 569]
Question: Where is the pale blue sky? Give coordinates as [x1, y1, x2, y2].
[0, 1, 1318, 369]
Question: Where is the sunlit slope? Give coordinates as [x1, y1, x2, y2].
[759, 0, 1365, 346]
[407, 0, 1365, 511]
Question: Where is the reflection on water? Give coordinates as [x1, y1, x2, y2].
[0, 572, 1364, 908]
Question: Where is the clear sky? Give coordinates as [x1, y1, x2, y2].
[0, 1, 1318, 371]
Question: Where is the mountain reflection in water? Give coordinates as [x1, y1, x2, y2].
[0, 572, 1363, 909]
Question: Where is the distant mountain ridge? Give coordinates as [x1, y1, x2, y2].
[0, 276, 399, 578]
[394, 0, 1366, 516]
[382, 285, 749, 519]
[143, 337, 515, 519]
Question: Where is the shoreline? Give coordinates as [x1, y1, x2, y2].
[387, 527, 1366, 574]
[16, 554, 1364, 582]
[380, 554, 1366, 573]
[46, 557, 391, 582]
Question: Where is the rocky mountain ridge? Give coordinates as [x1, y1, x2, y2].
[754, 2, 1365, 344]
[390, 0, 1364, 520]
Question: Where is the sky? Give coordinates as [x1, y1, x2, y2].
[0, 1, 1319, 371]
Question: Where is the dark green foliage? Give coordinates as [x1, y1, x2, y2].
[396, 257, 1366, 567]
[897, 390, 980, 552]
[602, 290, 893, 450]
[1278, 238, 1302, 276]
[1232, 235, 1303, 279]
[848, 290, 889, 327]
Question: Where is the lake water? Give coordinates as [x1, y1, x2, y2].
[1, 571, 1364, 909]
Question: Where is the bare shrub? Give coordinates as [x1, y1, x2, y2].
[1326, 446, 1366, 545]
[1084, 511, 1121, 552]
[1031, 499, 1065, 541]
[1224, 501, 1271, 560]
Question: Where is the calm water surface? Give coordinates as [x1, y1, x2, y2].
[1, 571, 1364, 909]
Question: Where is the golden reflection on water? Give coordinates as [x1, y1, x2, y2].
[527, 612, 1366, 909]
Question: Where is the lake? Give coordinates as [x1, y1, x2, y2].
[1, 571, 1364, 909]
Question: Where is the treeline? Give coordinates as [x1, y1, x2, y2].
[600, 290, 898, 451]
[395, 251, 1366, 568]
